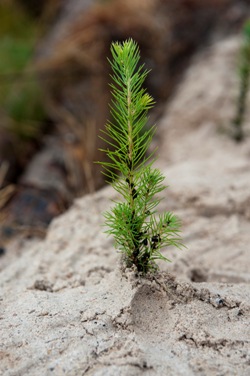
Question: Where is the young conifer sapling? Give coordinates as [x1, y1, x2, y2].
[98, 39, 184, 273]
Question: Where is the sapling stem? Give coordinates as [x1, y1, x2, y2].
[98, 39, 184, 273]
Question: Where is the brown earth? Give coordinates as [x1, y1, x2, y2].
[2, 0, 250, 238]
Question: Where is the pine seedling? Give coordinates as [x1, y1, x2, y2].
[98, 39, 184, 273]
[232, 20, 250, 142]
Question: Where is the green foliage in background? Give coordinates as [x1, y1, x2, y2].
[0, 2, 45, 140]
[232, 19, 250, 142]
[98, 39, 184, 273]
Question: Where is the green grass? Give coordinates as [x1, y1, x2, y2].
[0, 2, 45, 140]
[232, 19, 250, 142]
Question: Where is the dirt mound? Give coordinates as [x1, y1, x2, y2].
[1, 35, 250, 375]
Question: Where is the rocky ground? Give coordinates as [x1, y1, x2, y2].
[0, 36, 250, 375]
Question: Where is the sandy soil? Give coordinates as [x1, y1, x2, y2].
[0, 36, 250, 375]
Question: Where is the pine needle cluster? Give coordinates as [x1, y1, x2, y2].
[99, 39, 184, 273]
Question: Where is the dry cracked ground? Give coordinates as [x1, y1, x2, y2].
[0, 36, 250, 375]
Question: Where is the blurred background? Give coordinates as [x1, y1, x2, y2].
[0, 0, 250, 243]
